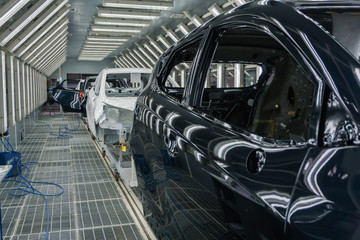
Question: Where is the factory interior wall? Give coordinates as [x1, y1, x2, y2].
[49, 58, 115, 80]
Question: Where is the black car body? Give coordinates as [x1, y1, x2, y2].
[130, 1, 360, 239]
[52, 76, 96, 113]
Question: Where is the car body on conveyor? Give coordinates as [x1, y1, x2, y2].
[86, 68, 152, 143]
[129, 0, 360, 239]
[52, 76, 96, 113]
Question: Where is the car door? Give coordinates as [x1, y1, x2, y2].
[168, 23, 323, 239]
[52, 79, 82, 112]
[86, 72, 103, 136]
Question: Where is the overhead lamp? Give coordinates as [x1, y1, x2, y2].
[143, 42, 159, 58]
[122, 53, 139, 68]
[78, 57, 104, 61]
[0, 0, 56, 46]
[146, 36, 164, 54]
[235, 0, 247, 6]
[41, 52, 66, 72]
[177, 22, 190, 35]
[34, 40, 67, 67]
[125, 53, 142, 68]
[135, 43, 156, 65]
[83, 44, 119, 49]
[29, 35, 67, 65]
[36, 44, 67, 69]
[119, 58, 131, 68]
[27, 30, 68, 63]
[82, 49, 114, 52]
[119, 55, 133, 68]
[208, 3, 223, 17]
[16, 16, 69, 57]
[157, 35, 171, 49]
[134, 49, 152, 68]
[0, 0, 30, 28]
[91, 25, 142, 33]
[161, 26, 179, 43]
[128, 50, 146, 68]
[83, 47, 117, 51]
[30, 37, 67, 65]
[103, 0, 173, 11]
[21, 22, 68, 60]
[87, 36, 128, 42]
[9, 3, 69, 52]
[85, 41, 123, 46]
[94, 17, 151, 27]
[98, 7, 161, 20]
[88, 30, 134, 37]
[183, 11, 203, 27]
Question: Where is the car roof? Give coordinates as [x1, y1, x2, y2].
[281, 0, 360, 9]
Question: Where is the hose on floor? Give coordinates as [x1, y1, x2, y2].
[1, 137, 64, 240]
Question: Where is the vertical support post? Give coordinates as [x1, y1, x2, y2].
[6, 55, 15, 126]
[14, 59, 22, 121]
[217, 63, 225, 88]
[0, 50, 7, 132]
[180, 69, 186, 87]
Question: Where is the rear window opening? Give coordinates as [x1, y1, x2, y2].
[105, 73, 151, 97]
[302, 11, 360, 60]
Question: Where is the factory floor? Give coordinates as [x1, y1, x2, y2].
[0, 113, 145, 240]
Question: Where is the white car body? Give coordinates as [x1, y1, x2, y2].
[86, 68, 152, 141]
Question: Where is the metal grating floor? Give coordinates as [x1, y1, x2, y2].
[0, 114, 144, 240]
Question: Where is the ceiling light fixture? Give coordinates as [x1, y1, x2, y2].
[94, 17, 151, 27]
[208, 3, 223, 17]
[20, 20, 68, 59]
[143, 42, 159, 58]
[0, 0, 56, 46]
[84, 41, 123, 46]
[161, 26, 179, 42]
[103, 0, 173, 11]
[157, 35, 171, 49]
[91, 25, 142, 33]
[146, 36, 164, 54]
[9, 3, 69, 52]
[98, 7, 161, 20]
[0, 0, 30, 28]
[87, 36, 128, 42]
[177, 22, 190, 35]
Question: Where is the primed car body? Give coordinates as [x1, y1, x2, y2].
[130, 1, 360, 239]
[86, 68, 151, 142]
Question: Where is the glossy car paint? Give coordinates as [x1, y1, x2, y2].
[130, 1, 360, 239]
[52, 76, 96, 113]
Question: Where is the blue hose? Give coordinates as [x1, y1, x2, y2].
[1, 138, 64, 240]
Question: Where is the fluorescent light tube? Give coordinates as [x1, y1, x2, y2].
[9, 2, 69, 52]
[1, 0, 54, 46]
[94, 17, 151, 27]
[103, 0, 173, 10]
[0, 0, 29, 28]
[91, 25, 142, 33]
[98, 7, 161, 20]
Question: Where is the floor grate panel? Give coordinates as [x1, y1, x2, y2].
[0, 114, 144, 240]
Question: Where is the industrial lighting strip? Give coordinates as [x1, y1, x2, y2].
[78, 0, 174, 61]
[115, 0, 247, 69]
[0, 0, 71, 132]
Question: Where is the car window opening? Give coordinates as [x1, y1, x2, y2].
[105, 73, 151, 97]
[199, 28, 316, 142]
